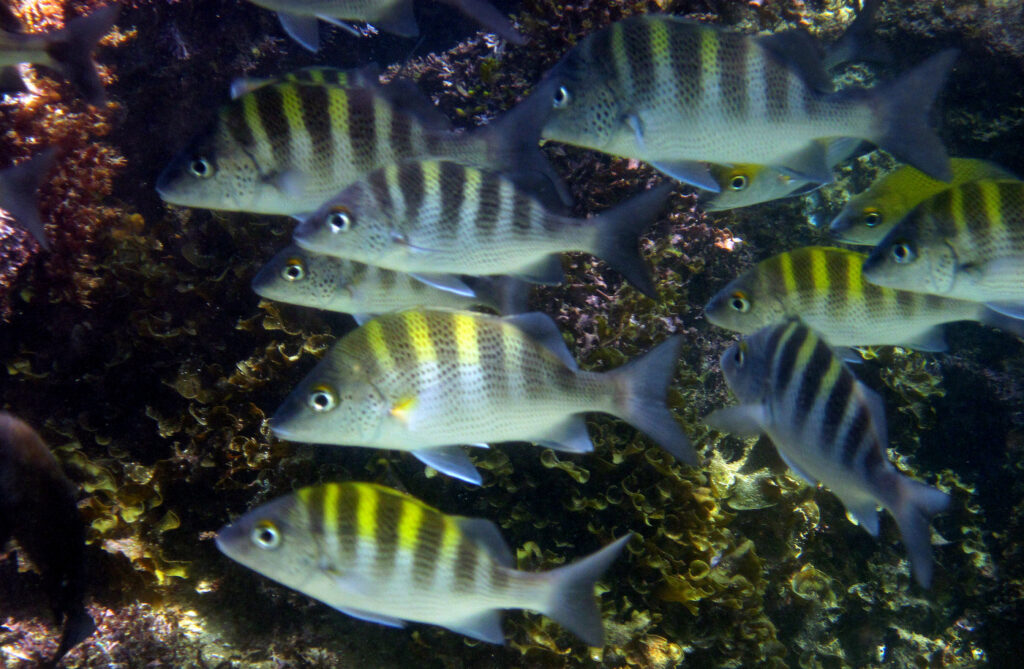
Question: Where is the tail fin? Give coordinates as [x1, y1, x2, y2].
[463, 275, 531, 314]
[888, 474, 951, 588]
[606, 336, 698, 465]
[592, 182, 673, 299]
[439, 0, 527, 45]
[823, 0, 892, 70]
[477, 76, 572, 212]
[867, 49, 957, 182]
[48, 5, 118, 105]
[0, 149, 56, 250]
[52, 605, 96, 666]
[540, 534, 632, 647]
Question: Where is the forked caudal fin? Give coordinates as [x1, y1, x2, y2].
[48, 5, 119, 106]
[539, 534, 632, 647]
[606, 336, 698, 465]
[866, 49, 958, 182]
[592, 182, 674, 299]
[0, 149, 57, 250]
[884, 472, 952, 588]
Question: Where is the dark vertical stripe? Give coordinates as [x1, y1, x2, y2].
[412, 511, 444, 587]
[623, 18, 656, 100]
[820, 370, 853, 447]
[998, 181, 1021, 241]
[793, 340, 832, 426]
[490, 561, 511, 592]
[368, 167, 394, 215]
[296, 84, 333, 166]
[930, 188, 957, 238]
[829, 251, 853, 304]
[762, 56, 790, 123]
[895, 287, 913, 312]
[380, 267, 396, 290]
[337, 484, 360, 564]
[960, 182, 989, 238]
[839, 405, 869, 468]
[389, 108, 414, 159]
[862, 443, 884, 475]
[400, 162, 426, 224]
[438, 162, 465, 240]
[383, 314, 412, 371]
[255, 86, 293, 166]
[511, 191, 533, 233]
[453, 536, 480, 592]
[773, 323, 807, 393]
[346, 88, 378, 174]
[304, 484, 326, 545]
[474, 171, 502, 233]
[225, 101, 256, 149]
[374, 491, 404, 576]
[669, 24, 702, 105]
[482, 319, 509, 398]
[718, 34, 748, 119]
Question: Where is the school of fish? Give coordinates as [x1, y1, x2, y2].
[3, 0, 1023, 657]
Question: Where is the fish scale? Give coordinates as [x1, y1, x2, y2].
[704, 246, 1024, 349]
[864, 178, 1024, 303]
[216, 482, 631, 645]
[706, 321, 951, 587]
[293, 160, 669, 296]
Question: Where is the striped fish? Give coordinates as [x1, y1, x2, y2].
[702, 138, 860, 211]
[229, 65, 382, 100]
[252, 244, 527, 318]
[0, 5, 117, 105]
[830, 158, 1017, 246]
[270, 308, 696, 484]
[292, 161, 671, 297]
[863, 179, 1024, 318]
[156, 78, 566, 216]
[245, 0, 525, 52]
[704, 246, 1024, 351]
[216, 482, 630, 644]
[705, 321, 951, 587]
[539, 15, 955, 191]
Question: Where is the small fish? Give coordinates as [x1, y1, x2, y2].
[703, 138, 862, 211]
[0, 412, 95, 664]
[293, 161, 671, 297]
[157, 78, 567, 215]
[0, 148, 56, 250]
[704, 246, 1024, 351]
[830, 158, 1018, 246]
[229, 64, 382, 100]
[216, 481, 630, 645]
[539, 15, 955, 191]
[253, 244, 528, 319]
[863, 179, 1024, 318]
[246, 0, 525, 52]
[0, 5, 117, 105]
[270, 308, 696, 484]
[705, 321, 951, 587]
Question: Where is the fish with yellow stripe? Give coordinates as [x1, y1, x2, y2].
[252, 244, 527, 319]
[216, 481, 630, 644]
[270, 308, 696, 484]
[830, 158, 1017, 246]
[863, 179, 1024, 319]
[229, 65, 382, 100]
[245, 0, 525, 53]
[704, 246, 1024, 351]
[292, 161, 671, 297]
[539, 15, 955, 191]
[157, 75, 567, 216]
[706, 321, 951, 588]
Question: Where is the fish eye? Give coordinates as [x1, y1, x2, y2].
[553, 86, 572, 109]
[729, 174, 749, 191]
[327, 206, 353, 233]
[189, 158, 213, 179]
[863, 209, 881, 227]
[891, 241, 915, 264]
[282, 258, 306, 282]
[251, 521, 281, 550]
[308, 385, 338, 412]
[729, 290, 750, 313]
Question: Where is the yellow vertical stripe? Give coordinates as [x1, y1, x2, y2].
[452, 312, 481, 366]
[355, 483, 379, 541]
[979, 180, 1003, 233]
[395, 495, 423, 551]
[403, 310, 436, 364]
[700, 27, 719, 96]
[777, 250, 797, 295]
[809, 247, 830, 294]
[362, 319, 395, 371]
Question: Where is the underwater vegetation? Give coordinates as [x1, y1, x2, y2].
[0, 0, 1023, 667]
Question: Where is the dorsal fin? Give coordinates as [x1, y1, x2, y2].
[453, 516, 514, 567]
[757, 29, 832, 93]
[502, 313, 577, 370]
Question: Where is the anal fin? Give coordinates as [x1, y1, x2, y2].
[412, 447, 482, 485]
[533, 415, 594, 453]
[442, 610, 506, 644]
[652, 160, 721, 192]
[277, 12, 321, 52]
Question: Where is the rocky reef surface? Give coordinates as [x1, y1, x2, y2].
[1, 1, 1022, 667]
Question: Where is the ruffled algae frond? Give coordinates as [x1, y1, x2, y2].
[0, 0, 1023, 667]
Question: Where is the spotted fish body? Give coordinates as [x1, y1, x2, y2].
[540, 15, 954, 190]
[830, 158, 1018, 246]
[706, 321, 951, 587]
[216, 482, 630, 644]
[704, 246, 1024, 350]
[293, 160, 669, 296]
[157, 79, 563, 215]
[253, 244, 521, 316]
[270, 309, 695, 483]
[863, 179, 1024, 310]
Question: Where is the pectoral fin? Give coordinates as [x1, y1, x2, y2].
[277, 12, 321, 52]
[651, 160, 721, 192]
[410, 273, 476, 297]
[412, 448, 482, 485]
